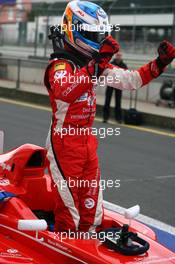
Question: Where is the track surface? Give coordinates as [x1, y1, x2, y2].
[0, 100, 175, 226]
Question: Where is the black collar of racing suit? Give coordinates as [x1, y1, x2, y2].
[50, 49, 85, 68]
[45, 49, 86, 90]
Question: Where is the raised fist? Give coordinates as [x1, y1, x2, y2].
[87, 36, 120, 78]
[99, 35, 120, 62]
[157, 40, 175, 66]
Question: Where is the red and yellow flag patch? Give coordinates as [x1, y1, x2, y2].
[54, 63, 66, 71]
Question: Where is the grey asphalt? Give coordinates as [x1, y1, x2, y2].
[0, 100, 175, 226]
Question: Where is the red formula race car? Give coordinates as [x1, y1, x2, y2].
[0, 133, 175, 263]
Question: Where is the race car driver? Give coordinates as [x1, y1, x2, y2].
[44, 0, 175, 233]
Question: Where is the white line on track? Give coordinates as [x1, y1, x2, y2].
[122, 174, 175, 182]
[104, 201, 175, 235]
[155, 175, 175, 179]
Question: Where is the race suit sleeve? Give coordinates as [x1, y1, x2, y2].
[102, 60, 163, 90]
[48, 59, 93, 103]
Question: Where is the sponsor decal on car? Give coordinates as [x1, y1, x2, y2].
[0, 162, 11, 171]
[0, 248, 24, 259]
[7, 249, 18, 254]
[0, 179, 10, 186]
[47, 239, 72, 253]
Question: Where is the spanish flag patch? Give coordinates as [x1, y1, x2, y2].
[54, 63, 66, 71]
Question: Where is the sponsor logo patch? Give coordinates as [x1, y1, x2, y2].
[77, 10, 85, 17]
[87, 95, 95, 106]
[54, 70, 67, 80]
[97, 8, 107, 18]
[84, 198, 95, 209]
[0, 179, 10, 186]
[7, 249, 18, 254]
[76, 93, 88, 102]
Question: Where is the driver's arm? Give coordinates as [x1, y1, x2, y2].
[102, 40, 175, 90]
[48, 60, 93, 103]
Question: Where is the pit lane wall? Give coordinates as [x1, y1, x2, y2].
[0, 55, 170, 103]
[0, 56, 175, 129]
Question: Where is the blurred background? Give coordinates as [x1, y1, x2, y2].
[0, 0, 175, 53]
[0, 0, 175, 118]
